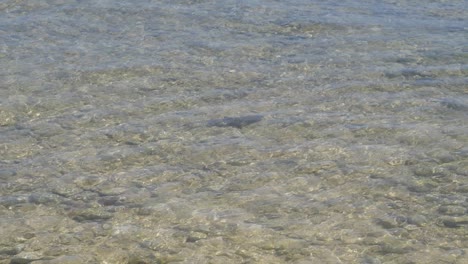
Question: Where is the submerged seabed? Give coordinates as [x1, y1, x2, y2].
[0, 0, 467, 263]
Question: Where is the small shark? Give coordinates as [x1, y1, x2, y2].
[207, 115, 263, 129]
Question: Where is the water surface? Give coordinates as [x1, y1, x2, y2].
[0, 0, 467, 263]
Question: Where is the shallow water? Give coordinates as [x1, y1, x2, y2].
[1, 0, 467, 263]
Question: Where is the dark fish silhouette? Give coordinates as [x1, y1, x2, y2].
[207, 115, 263, 129]
[437, 98, 468, 111]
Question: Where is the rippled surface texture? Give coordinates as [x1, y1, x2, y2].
[1, 0, 467, 263]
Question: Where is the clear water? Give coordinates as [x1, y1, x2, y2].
[0, 0, 467, 263]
